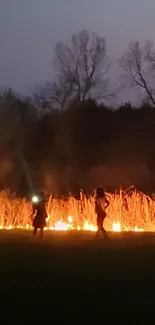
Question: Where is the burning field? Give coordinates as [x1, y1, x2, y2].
[0, 189, 155, 232]
[1, 190, 155, 321]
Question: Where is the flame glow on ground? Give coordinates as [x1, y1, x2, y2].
[0, 190, 154, 232]
[0, 216, 144, 232]
[49, 218, 144, 232]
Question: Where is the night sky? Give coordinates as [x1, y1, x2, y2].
[1, 0, 155, 102]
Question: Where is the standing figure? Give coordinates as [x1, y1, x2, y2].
[95, 186, 110, 239]
[32, 192, 48, 238]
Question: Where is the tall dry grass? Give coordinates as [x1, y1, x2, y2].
[0, 190, 154, 231]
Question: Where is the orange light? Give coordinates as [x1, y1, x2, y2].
[0, 190, 151, 232]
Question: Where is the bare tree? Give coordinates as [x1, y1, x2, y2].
[32, 84, 53, 110]
[34, 30, 119, 110]
[119, 41, 155, 106]
[145, 40, 155, 69]
[33, 30, 120, 110]
[52, 29, 115, 107]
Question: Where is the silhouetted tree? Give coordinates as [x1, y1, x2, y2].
[35, 30, 116, 110]
[119, 41, 155, 106]
[0, 89, 37, 194]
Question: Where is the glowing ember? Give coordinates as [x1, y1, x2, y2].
[134, 226, 144, 232]
[54, 220, 68, 231]
[68, 216, 73, 223]
[6, 225, 12, 230]
[83, 221, 97, 232]
[112, 222, 121, 232]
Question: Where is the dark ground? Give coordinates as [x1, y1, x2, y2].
[0, 231, 155, 323]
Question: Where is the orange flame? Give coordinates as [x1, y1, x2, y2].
[0, 190, 153, 232]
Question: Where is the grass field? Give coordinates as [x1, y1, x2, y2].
[1, 230, 155, 323]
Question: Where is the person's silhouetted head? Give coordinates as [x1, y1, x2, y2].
[96, 186, 105, 197]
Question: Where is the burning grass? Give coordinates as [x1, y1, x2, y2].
[0, 189, 155, 232]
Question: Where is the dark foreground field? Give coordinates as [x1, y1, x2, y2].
[1, 231, 155, 323]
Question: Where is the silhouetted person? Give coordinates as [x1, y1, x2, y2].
[95, 186, 110, 239]
[32, 192, 48, 238]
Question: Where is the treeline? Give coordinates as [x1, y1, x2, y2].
[1, 29, 155, 196]
[0, 91, 155, 197]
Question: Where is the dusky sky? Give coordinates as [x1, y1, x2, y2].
[1, 0, 155, 103]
